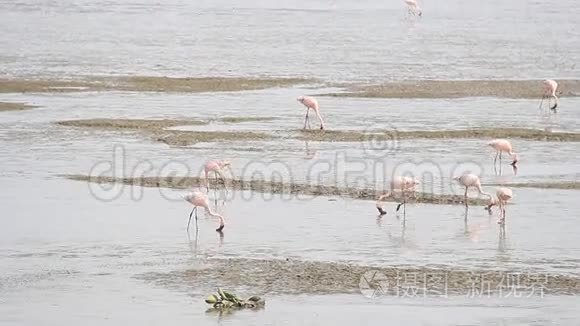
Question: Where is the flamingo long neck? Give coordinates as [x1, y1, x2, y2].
[204, 206, 225, 226]
[375, 191, 392, 208]
[476, 185, 492, 200]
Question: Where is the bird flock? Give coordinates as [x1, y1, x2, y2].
[184, 77, 560, 233]
[182, 1, 563, 234]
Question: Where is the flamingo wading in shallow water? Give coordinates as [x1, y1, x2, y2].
[297, 96, 325, 130]
[540, 79, 559, 112]
[404, 0, 422, 16]
[485, 187, 513, 224]
[183, 191, 225, 232]
[453, 174, 492, 206]
[488, 139, 518, 167]
[376, 176, 420, 216]
[204, 160, 232, 191]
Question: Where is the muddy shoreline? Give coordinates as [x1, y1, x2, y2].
[139, 257, 580, 296]
[154, 130, 274, 146]
[54, 119, 580, 144]
[320, 79, 580, 99]
[0, 76, 314, 93]
[56, 119, 208, 130]
[4, 77, 580, 98]
[0, 101, 37, 112]
[64, 174, 491, 206]
[297, 128, 580, 142]
[489, 181, 580, 190]
[218, 117, 279, 123]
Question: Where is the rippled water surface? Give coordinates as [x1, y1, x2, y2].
[1, 0, 579, 80]
[2, 0, 580, 324]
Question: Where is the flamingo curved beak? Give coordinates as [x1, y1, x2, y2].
[377, 207, 387, 215]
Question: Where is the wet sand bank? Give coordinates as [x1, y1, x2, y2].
[0, 76, 314, 93]
[54, 118, 275, 145]
[218, 117, 279, 123]
[297, 128, 580, 142]
[321, 79, 580, 99]
[0, 101, 37, 112]
[489, 181, 580, 190]
[139, 257, 580, 296]
[54, 119, 580, 144]
[64, 174, 491, 206]
[4, 78, 580, 98]
[56, 119, 208, 130]
[154, 130, 274, 146]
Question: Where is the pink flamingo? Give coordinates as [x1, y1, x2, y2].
[376, 176, 420, 216]
[453, 174, 492, 206]
[404, 0, 422, 16]
[488, 139, 518, 167]
[297, 96, 325, 130]
[183, 191, 225, 232]
[204, 160, 232, 191]
[485, 187, 513, 224]
[540, 79, 559, 112]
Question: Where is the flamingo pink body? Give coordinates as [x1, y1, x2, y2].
[203, 160, 231, 190]
[488, 139, 518, 165]
[454, 174, 492, 205]
[297, 96, 326, 130]
[540, 79, 559, 111]
[376, 176, 420, 215]
[486, 187, 513, 224]
[404, 0, 422, 16]
[543, 79, 558, 97]
[184, 191, 225, 231]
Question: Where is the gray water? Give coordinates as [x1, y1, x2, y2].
[2, 0, 580, 325]
[1, 0, 579, 81]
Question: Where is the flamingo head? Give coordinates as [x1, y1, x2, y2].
[510, 154, 519, 166]
[485, 196, 499, 210]
[377, 206, 387, 215]
[219, 160, 231, 168]
[297, 96, 305, 104]
[182, 193, 193, 203]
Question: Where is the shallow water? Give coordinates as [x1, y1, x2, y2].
[1, 0, 579, 81]
[2, 0, 580, 324]
[1, 177, 580, 324]
[1, 89, 580, 323]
